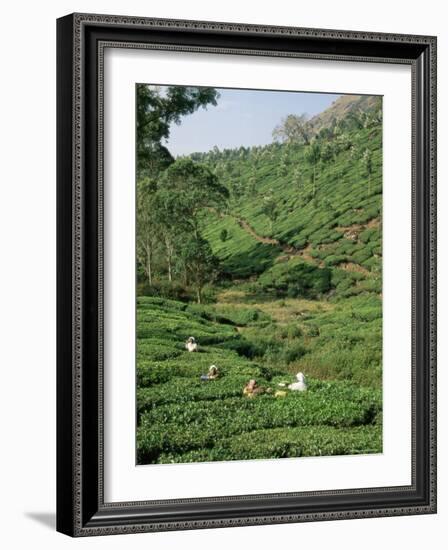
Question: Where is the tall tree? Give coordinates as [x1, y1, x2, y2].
[182, 236, 219, 304]
[156, 158, 229, 239]
[152, 189, 182, 283]
[305, 139, 322, 197]
[136, 178, 159, 286]
[277, 154, 288, 177]
[272, 114, 311, 145]
[292, 166, 304, 191]
[152, 159, 228, 287]
[136, 85, 220, 285]
[262, 193, 279, 236]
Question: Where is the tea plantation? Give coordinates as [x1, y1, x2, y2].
[136, 294, 382, 464]
[136, 93, 383, 464]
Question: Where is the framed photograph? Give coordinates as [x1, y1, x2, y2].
[57, 13, 437, 536]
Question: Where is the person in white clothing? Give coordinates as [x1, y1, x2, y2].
[185, 336, 198, 352]
[288, 372, 307, 391]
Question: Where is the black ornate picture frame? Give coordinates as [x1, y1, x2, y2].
[56, 13, 437, 537]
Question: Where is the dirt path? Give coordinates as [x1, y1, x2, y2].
[338, 262, 371, 276]
[233, 215, 310, 255]
[232, 215, 325, 266]
[209, 208, 374, 274]
[335, 217, 380, 241]
[233, 215, 380, 276]
[235, 217, 279, 246]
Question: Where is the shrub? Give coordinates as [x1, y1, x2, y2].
[258, 258, 332, 298]
[213, 306, 271, 326]
[265, 341, 307, 365]
[137, 382, 382, 463]
[140, 280, 191, 301]
[217, 337, 267, 359]
[158, 424, 382, 463]
[277, 324, 302, 340]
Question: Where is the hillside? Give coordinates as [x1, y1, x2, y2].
[136, 90, 383, 465]
[197, 95, 382, 299]
[308, 94, 382, 134]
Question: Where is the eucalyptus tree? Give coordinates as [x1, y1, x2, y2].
[157, 158, 228, 238]
[155, 158, 228, 286]
[182, 236, 219, 304]
[262, 192, 279, 236]
[305, 139, 322, 197]
[136, 177, 159, 286]
[292, 166, 304, 192]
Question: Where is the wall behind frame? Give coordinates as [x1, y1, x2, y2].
[0, 1, 445, 549]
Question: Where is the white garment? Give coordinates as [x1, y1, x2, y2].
[288, 372, 307, 391]
[185, 341, 198, 352]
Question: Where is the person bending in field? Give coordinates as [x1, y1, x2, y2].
[185, 336, 198, 352]
[200, 365, 219, 381]
[243, 379, 266, 398]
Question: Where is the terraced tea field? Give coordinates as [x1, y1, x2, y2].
[136, 295, 382, 464]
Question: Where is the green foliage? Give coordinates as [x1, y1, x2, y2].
[362, 148, 373, 195]
[135, 92, 384, 465]
[261, 192, 280, 235]
[137, 368, 381, 462]
[210, 305, 271, 326]
[136, 177, 159, 286]
[157, 159, 228, 230]
[257, 258, 332, 298]
[137, 279, 193, 302]
[272, 113, 311, 145]
[137, 157, 228, 297]
[136, 294, 382, 464]
[181, 235, 220, 303]
[158, 425, 382, 463]
[137, 84, 218, 177]
[199, 111, 382, 283]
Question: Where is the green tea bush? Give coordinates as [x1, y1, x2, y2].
[158, 424, 382, 463]
[209, 305, 272, 327]
[257, 259, 332, 298]
[217, 338, 266, 359]
[137, 295, 187, 311]
[137, 375, 257, 412]
[142, 280, 192, 301]
[277, 324, 303, 340]
[265, 341, 307, 365]
[324, 254, 348, 267]
[137, 382, 381, 462]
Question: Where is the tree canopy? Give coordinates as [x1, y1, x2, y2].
[137, 85, 219, 176]
[272, 114, 311, 145]
[155, 159, 229, 236]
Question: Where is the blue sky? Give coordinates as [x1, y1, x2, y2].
[161, 87, 341, 157]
